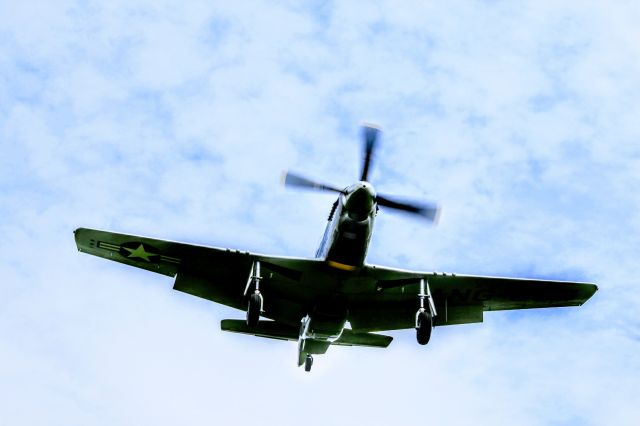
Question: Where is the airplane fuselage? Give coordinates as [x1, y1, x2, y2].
[298, 181, 379, 364]
[315, 181, 377, 271]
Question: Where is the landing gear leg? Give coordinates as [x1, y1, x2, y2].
[416, 278, 436, 345]
[245, 261, 263, 327]
[304, 354, 314, 372]
[298, 316, 315, 372]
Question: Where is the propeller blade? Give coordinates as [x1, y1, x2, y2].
[282, 171, 344, 193]
[376, 194, 441, 222]
[360, 124, 381, 182]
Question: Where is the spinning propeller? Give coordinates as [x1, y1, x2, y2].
[283, 124, 440, 222]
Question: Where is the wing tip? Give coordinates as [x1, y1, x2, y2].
[74, 227, 89, 237]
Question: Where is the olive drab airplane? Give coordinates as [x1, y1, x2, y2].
[75, 124, 597, 372]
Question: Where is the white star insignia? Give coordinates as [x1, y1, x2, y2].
[123, 244, 156, 262]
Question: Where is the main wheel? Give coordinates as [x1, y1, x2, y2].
[246, 293, 262, 327]
[304, 354, 313, 372]
[416, 310, 433, 345]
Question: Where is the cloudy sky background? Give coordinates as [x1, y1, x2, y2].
[1, 1, 639, 424]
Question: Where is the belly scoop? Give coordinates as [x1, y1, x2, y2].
[326, 215, 373, 268]
[299, 298, 348, 355]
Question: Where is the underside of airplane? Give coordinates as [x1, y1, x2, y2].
[75, 125, 597, 371]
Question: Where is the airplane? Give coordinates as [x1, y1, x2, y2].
[74, 124, 597, 372]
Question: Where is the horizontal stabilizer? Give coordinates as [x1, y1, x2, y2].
[221, 319, 298, 341]
[333, 329, 393, 348]
[221, 320, 393, 348]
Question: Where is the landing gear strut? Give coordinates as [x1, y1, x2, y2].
[245, 261, 263, 327]
[304, 354, 313, 372]
[416, 278, 436, 345]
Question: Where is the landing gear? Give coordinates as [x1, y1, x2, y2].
[245, 261, 263, 327]
[415, 278, 436, 345]
[246, 292, 262, 327]
[304, 354, 313, 372]
[416, 309, 432, 345]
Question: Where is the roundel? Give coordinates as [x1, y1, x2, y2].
[119, 242, 161, 263]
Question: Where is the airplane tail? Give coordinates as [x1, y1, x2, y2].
[221, 319, 393, 348]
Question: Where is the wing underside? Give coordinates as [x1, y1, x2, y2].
[75, 228, 598, 336]
[346, 266, 598, 331]
[74, 227, 318, 325]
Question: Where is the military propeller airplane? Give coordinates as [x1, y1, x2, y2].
[75, 124, 597, 372]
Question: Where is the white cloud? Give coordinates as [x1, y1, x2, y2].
[1, 1, 639, 425]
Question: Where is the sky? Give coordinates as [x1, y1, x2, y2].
[1, 0, 640, 424]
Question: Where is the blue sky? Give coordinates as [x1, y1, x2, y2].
[1, 1, 639, 425]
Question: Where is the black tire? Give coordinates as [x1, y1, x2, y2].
[246, 293, 261, 327]
[416, 310, 432, 345]
[304, 355, 313, 372]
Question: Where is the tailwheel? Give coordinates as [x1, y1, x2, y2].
[304, 354, 313, 372]
[416, 309, 433, 345]
[246, 292, 262, 327]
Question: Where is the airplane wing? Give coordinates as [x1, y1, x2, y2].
[75, 228, 598, 335]
[74, 227, 323, 326]
[346, 264, 598, 332]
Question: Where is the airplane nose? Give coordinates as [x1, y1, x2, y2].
[344, 182, 376, 220]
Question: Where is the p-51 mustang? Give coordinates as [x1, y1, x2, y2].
[75, 125, 597, 372]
